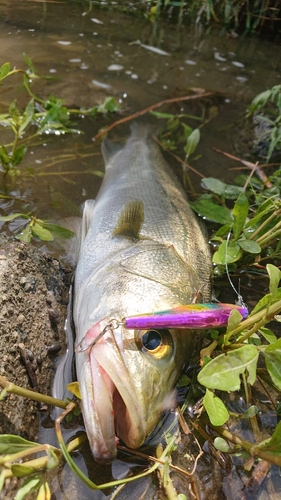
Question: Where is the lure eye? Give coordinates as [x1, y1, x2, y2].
[142, 330, 162, 351]
[136, 328, 173, 360]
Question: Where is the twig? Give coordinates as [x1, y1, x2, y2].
[212, 147, 272, 188]
[152, 135, 204, 178]
[0, 375, 68, 409]
[93, 91, 214, 141]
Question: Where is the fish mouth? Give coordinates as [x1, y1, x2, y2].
[79, 325, 146, 463]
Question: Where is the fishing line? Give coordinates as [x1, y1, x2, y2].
[225, 229, 246, 308]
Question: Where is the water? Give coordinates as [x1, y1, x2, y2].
[0, 1, 281, 498]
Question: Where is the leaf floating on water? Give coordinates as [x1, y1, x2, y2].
[198, 345, 258, 391]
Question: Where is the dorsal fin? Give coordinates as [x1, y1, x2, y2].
[113, 200, 144, 241]
[101, 138, 124, 164]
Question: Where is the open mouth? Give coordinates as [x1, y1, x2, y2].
[80, 326, 146, 463]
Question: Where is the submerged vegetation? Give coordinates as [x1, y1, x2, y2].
[0, 52, 281, 499]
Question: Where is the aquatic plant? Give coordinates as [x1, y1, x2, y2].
[146, 0, 281, 33]
[0, 58, 120, 177]
[247, 84, 281, 162]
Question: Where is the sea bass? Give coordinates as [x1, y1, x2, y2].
[73, 123, 212, 463]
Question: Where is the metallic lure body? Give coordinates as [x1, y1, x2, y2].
[124, 303, 248, 330]
[73, 124, 212, 462]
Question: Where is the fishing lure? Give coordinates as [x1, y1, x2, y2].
[123, 303, 248, 330]
[75, 303, 248, 353]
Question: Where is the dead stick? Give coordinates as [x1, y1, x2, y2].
[212, 147, 272, 188]
[93, 91, 214, 141]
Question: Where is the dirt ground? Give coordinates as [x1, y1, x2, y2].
[0, 236, 71, 497]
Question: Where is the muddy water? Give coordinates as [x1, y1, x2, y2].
[0, 1, 281, 499]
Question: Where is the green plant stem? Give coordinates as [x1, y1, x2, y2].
[249, 209, 281, 240]
[1, 433, 87, 479]
[156, 445, 178, 500]
[222, 299, 281, 345]
[257, 228, 281, 247]
[0, 375, 69, 409]
[0, 444, 59, 466]
[55, 402, 178, 491]
[211, 425, 281, 466]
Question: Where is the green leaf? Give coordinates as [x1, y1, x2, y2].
[177, 374, 191, 387]
[16, 225, 32, 243]
[11, 464, 35, 478]
[232, 192, 249, 240]
[23, 53, 34, 71]
[251, 289, 281, 315]
[182, 123, 193, 140]
[213, 240, 243, 265]
[241, 405, 259, 419]
[15, 476, 41, 500]
[267, 263, 281, 298]
[0, 62, 11, 80]
[0, 435, 37, 454]
[184, 128, 200, 158]
[264, 338, 281, 390]
[19, 99, 34, 135]
[202, 178, 243, 199]
[259, 327, 277, 344]
[198, 345, 258, 391]
[0, 145, 11, 166]
[42, 223, 75, 239]
[248, 89, 271, 113]
[46, 449, 60, 470]
[225, 309, 243, 343]
[31, 222, 54, 241]
[203, 389, 229, 426]
[190, 197, 233, 225]
[258, 420, 281, 454]
[237, 238, 261, 254]
[150, 111, 175, 118]
[213, 437, 232, 453]
[12, 145, 28, 167]
[0, 469, 6, 492]
[0, 388, 7, 401]
[0, 212, 26, 222]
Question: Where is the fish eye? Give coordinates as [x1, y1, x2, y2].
[136, 328, 173, 359]
[142, 330, 162, 351]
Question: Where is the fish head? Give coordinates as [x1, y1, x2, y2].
[75, 316, 195, 463]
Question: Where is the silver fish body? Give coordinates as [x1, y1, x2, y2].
[73, 124, 212, 462]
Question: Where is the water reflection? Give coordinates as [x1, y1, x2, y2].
[0, 1, 281, 498]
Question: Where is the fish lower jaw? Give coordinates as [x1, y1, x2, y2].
[82, 356, 146, 463]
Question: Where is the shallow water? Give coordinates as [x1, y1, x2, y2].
[0, 1, 281, 499]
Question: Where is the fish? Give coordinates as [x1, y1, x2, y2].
[73, 123, 212, 463]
